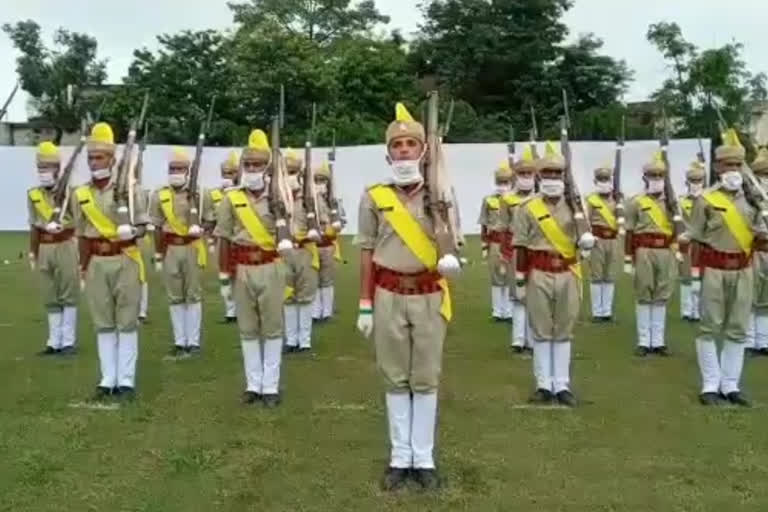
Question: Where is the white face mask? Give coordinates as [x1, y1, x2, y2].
[243, 172, 265, 191]
[721, 171, 743, 191]
[316, 183, 328, 195]
[168, 174, 187, 188]
[647, 178, 664, 194]
[91, 168, 111, 180]
[390, 159, 423, 186]
[540, 178, 565, 197]
[288, 174, 301, 191]
[516, 176, 535, 192]
[496, 184, 511, 195]
[38, 171, 56, 187]
[596, 181, 613, 194]
[688, 183, 703, 197]
[221, 178, 234, 189]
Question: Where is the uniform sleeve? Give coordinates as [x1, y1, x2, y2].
[688, 197, 707, 242]
[148, 190, 164, 227]
[477, 198, 488, 225]
[213, 196, 234, 240]
[356, 189, 378, 250]
[133, 188, 150, 225]
[513, 205, 532, 248]
[27, 191, 36, 227]
[202, 189, 216, 223]
[71, 190, 85, 237]
[624, 198, 638, 231]
[752, 208, 768, 239]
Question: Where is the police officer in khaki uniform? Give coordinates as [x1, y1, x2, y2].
[505, 146, 537, 352]
[149, 147, 208, 357]
[679, 162, 706, 322]
[688, 131, 767, 406]
[624, 153, 676, 357]
[72, 122, 149, 401]
[204, 150, 240, 324]
[478, 162, 514, 321]
[27, 142, 79, 355]
[313, 163, 341, 321]
[283, 149, 320, 353]
[746, 149, 768, 355]
[356, 103, 461, 491]
[586, 166, 621, 322]
[215, 129, 289, 408]
[513, 142, 593, 407]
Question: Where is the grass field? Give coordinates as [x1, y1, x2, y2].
[2, 231, 768, 511]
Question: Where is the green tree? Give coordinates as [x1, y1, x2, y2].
[2, 19, 107, 142]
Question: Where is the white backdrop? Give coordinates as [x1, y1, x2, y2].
[0, 139, 709, 233]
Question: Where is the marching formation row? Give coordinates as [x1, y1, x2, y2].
[23, 92, 768, 490]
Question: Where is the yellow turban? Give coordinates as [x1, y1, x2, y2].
[515, 145, 537, 172]
[643, 151, 667, 174]
[715, 129, 746, 163]
[169, 146, 191, 166]
[494, 159, 513, 181]
[536, 141, 565, 172]
[593, 165, 612, 179]
[752, 148, 768, 174]
[36, 141, 60, 165]
[221, 150, 240, 172]
[686, 160, 707, 180]
[87, 122, 115, 154]
[242, 129, 270, 161]
[385, 102, 425, 145]
[284, 148, 303, 172]
[315, 160, 331, 179]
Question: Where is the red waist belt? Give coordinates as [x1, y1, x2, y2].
[592, 225, 618, 240]
[700, 246, 751, 270]
[164, 233, 199, 246]
[633, 233, 672, 249]
[375, 266, 442, 295]
[528, 250, 576, 273]
[485, 231, 505, 244]
[37, 227, 75, 244]
[88, 238, 136, 256]
[230, 244, 279, 266]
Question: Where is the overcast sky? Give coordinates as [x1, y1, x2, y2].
[1, 0, 767, 122]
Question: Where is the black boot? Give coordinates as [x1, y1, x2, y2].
[91, 386, 113, 402]
[381, 467, 409, 491]
[38, 346, 59, 356]
[412, 468, 440, 490]
[242, 391, 261, 404]
[635, 346, 650, 357]
[117, 386, 136, 402]
[262, 394, 281, 408]
[725, 392, 751, 408]
[699, 392, 723, 406]
[529, 389, 554, 404]
[556, 390, 578, 407]
[654, 346, 670, 357]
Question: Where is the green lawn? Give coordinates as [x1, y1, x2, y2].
[1, 232, 767, 511]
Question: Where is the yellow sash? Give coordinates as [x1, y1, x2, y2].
[503, 194, 522, 207]
[527, 197, 581, 279]
[702, 190, 754, 254]
[587, 193, 618, 230]
[368, 185, 452, 321]
[29, 188, 55, 222]
[486, 196, 501, 210]
[636, 195, 672, 236]
[295, 232, 320, 270]
[158, 188, 207, 268]
[680, 197, 694, 217]
[74, 186, 146, 283]
[227, 190, 275, 250]
[211, 189, 223, 205]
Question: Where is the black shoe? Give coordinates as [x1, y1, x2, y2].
[759, 348, 768, 357]
[58, 346, 77, 356]
[523, 346, 534, 355]
[38, 346, 59, 356]
[726, 392, 751, 408]
[91, 386, 114, 402]
[297, 347, 312, 353]
[187, 346, 201, 356]
[169, 346, 186, 357]
[511, 346, 523, 354]
[699, 392, 724, 406]
[653, 346, 670, 357]
[381, 467, 409, 491]
[556, 390, 578, 407]
[603, 316, 613, 323]
[262, 394, 281, 408]
[284, 345, 298, 354]
[492, 316, 504, 322]
[219, 317, 237, 325]
[529, 389, 554, 404]
[682, 315, 691, 322]
[635, 346, 650, 357]
[412, 468, 440, 490]
[138, 315, 149, 324]
[117, 386, 136, 402]
[591, 317, 602, 323]
[242, 391, 261, 404]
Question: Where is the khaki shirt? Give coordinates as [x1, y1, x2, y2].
[71, 180, 149, 238]
[586, 193, 620, 229]
[477, 194, 506, 232]
[504, 191, 534, 235]
[688, 185, 767, 251]
[680, 194, 696, 224]
[202, 187, 225, 224]
[513, 195, 577, 252]
[27, 186, 75, 229]
[357, 184, 435, 274]
[213, 189, 276, 247]
[291, 194, 309, 236]
[149, 187, 195, 233]
[625, 194, 671, 235]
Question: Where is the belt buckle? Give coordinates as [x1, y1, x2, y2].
[400, 276, 417, 291]
[249, 251, 263, 264]
[551, 257, 562, 270]
[41, 234, 53, 243]
[725, 257, 739, 270]
[98, 241, 112, 253]
[653, 238, 663, 248]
